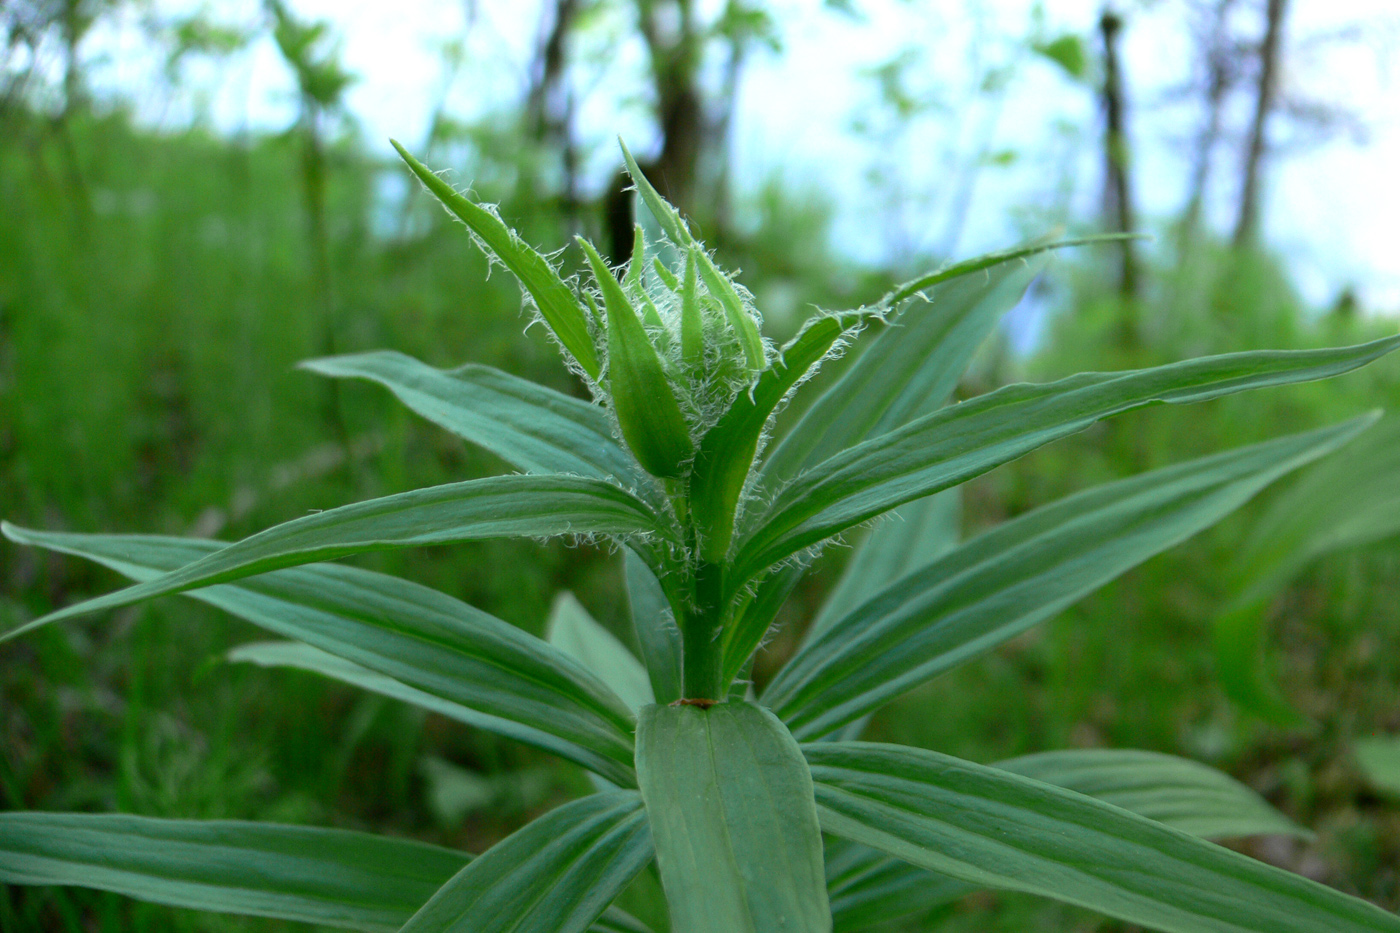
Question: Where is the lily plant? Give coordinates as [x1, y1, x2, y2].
[4, 140, 1400, 933]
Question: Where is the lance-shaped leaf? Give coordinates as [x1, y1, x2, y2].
[2, 473, 664, 641]
[736, 337, 1400, 583]
[0, 812, 468, 932]
[765, 417, 1375, 738]
[229, 640, 637, 783]
[301, 351, 645, 487]
[762, 250, 1045, 486]
[548, 592, 654, 713]
[690, 311, 868, 561]
[998, 749, 1305, 840]
[825, 747, 1303, 932]
[625, 547, 683, 704]
[392, 140, 600, 377]
[636, 701, 830, 933]
[0, 811, 651, 933]
[806, 742, 1400, 933]
[619, 140, 765, 370]
[5, 530, 639, 785]
[580, 237, 694, 478]
[401, 791, 652, 933]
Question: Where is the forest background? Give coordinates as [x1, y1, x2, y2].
[4, 0, 1400, 930]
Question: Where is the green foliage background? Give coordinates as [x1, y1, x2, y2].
[3, 103, 1400, 931]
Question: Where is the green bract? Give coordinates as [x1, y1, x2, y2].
[4, 142, 1400, 933]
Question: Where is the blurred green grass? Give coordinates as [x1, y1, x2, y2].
[3, 108, 1400, 932]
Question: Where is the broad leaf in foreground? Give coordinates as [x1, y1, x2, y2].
[1, 473, 665, 641]
[4, 529, 639, 785]
[400, 791, 652, 933]
[636, 701, 830, 933]
[736, 337, 1400, 581]
[806, 742, 1400, 933]
[766, 418, 1373, 738]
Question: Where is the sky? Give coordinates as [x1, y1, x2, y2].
[64, 0, 1400, 311]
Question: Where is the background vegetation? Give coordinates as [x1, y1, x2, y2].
[3, 0, 1398, 930]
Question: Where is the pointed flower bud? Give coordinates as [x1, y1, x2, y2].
[579, 237, 695, 478]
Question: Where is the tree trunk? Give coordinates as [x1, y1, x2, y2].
[1233, 0, 1288, 248]
[635, 0, 703, 215]
[1099, 9, 1138, 302]
[1179, 0, 1236, 255]
[526, 0, 582, 221]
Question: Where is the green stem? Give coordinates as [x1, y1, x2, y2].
[681, 560, 726, 700]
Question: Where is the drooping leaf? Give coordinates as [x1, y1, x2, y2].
[736, 338, 1400, 583]
[392, 140, 600, 377]
[806, 742, 1400, 933]
[625, 547, 683, 705]
[1216, 412, 1400, 722]
[690, 311, 869, 561]
[0, 812, 468, 932]
[2, 473, 666, 641]
[300, 351, 645, 487]
[6, 530, 639, 785]
[581, 237, 695, 478]
[548, 592, 654, 713]
[764, 418, 1376, 738]
[825, 746, 1302, 932]
[400, 791, 652, 933]
[636, 701, 830, 933]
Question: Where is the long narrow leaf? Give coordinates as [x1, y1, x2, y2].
[301, 351, 645, 487]
[0, 812, 468, 932]
[825, 747, 1302, 932]
[401, 791, 652, 933]
[999, 749, 1305, 840]
[2, 473, 665, 641]
[762, 251, 1045, 486]
[393, 141, 600, 377]
[736, 337, 1399, 584]
[636, 701, 830, 933]
[807, 742, 1400, 933]
[5, 530, 639, 785]
[765, 417, 1375, 738]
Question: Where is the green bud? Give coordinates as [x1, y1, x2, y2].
[578, 237, 694, 479]
[681, 250, 703, 366]
[652, 256, 679, 291]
